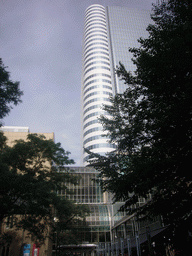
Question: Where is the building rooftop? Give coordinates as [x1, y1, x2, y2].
[0, 126, 29, 133]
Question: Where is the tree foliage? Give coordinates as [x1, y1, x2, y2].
[0, 132, 87, 243]
[87, 0, 192, 231]
[0, 58, 23, 125]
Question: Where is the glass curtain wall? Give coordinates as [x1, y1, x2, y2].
[58, 167, 111, 243]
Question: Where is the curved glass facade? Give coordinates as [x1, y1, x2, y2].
[81, 5, 151, 165]
[82, 5, 115, 165]
[59, 167, 112, 244]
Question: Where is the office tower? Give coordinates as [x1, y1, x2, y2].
[81, 5, 152, 165]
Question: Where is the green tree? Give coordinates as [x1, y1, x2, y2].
[87, 0, 192, 251]
[0, 58, 23, 125]
[53, 203, 89, 251]
[0, 133, 87, 244]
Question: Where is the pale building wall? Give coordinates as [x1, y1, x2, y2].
[0, 126, 54, 256]
[1, 126, 54, 147]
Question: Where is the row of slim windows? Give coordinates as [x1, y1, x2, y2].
[84, 97, 111, 109]
[85, 7, 105, 16]
[85, 14, 106, 24]
[85, 21, 106, 33]
[85, 16, 106, 25]
[65, 194, 103, 201]
[85, 17, 106, 27]
[84, 79, 111, 91]
[84, 104, 102, 115]
[85, 16, 105, 26]
[67, 198, 104, 204]
[84, 33, 107, 47]
[84, 51, 109, 61]
[84, 111, 105, 122]
[84, 34, 108, 49]
[85, 12, 106, 25]
[85, 25, 106, 37]
[84, 54, 109, 67]
[84, 30, 107, 41]
[84, 84, 112, 97]
[66, 187, 101, 195]
[84, 41, 108, 53]
[84, 135, 106, 146]
[84, 60, 110, 71]
[84, 45, 109, 57]
[84, 66, 110, 76]
[83, 119, 98, 129]
[60, 189, 103, 196]
[85, 143, 116, 151]
[84, 126, 102, 137]
[85, 26, 107, 38]
[85, 79, 109, 91]
[84, 36, 108, 49]
[84, 90, 112, 102]
[84, 73, 111, 84]
[84, 50, 109, 62]
[85, 11, 105, 22]
[85, 29, 107, 41]
[85, 17, 106, 30]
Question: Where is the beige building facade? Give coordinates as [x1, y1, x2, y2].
[1, 126, 54, 146]
[0, 126, 54, 256]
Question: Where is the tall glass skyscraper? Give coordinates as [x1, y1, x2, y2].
[81, 4, 152, 165]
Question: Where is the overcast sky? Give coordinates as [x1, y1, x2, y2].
[1, 0, 156, 166]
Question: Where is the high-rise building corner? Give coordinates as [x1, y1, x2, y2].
[81, 4, 152, 165]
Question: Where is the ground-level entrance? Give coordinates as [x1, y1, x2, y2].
[52, 243, 98, 256]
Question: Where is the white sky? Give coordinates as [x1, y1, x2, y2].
[0, 0, 156, 166]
